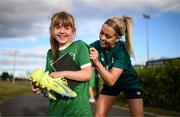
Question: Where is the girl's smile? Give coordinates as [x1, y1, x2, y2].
[53, 25, 74, 47]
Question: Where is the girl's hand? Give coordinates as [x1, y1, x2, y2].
[29, 80, 41, 94]
[50, 72, 65, 79]
[31, 85, 41, 94]
[89, 48, 100, 66]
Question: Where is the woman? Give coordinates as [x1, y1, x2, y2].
[90, 16, 144, 117]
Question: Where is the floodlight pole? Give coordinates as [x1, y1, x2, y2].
[143, 14, 150, 62]
[13, 50, 18, 84]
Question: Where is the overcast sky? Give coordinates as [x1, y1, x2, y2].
[0, 0, 180, 77]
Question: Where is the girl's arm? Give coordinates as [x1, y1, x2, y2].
[89, 48, 123, 86]
[49, 66, 92, 81]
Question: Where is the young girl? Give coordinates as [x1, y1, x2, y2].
[42, 11, 92, 116]
[90, 16, 144, 116]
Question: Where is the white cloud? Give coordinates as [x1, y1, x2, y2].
[77, 0, 180, 12]
[0, 58, 44, 66]
[0, 0, 179, 39]
[132, 53, 147, 65]
[152, 0, 180, 12]
[0, 0, 180, 73]
[76, 19, 103, 43]
[0, 47, 47, 58]
[0, 0, 72, 39]
[0, 48, 46, 75]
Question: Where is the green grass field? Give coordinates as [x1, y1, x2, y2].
[0, 81, 31, 102]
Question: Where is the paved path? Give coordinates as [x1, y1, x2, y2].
[0, 93, 157, 116]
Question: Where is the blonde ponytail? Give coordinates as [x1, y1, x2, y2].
[123, 16, 134, 57]
[107, 16, 134, 57]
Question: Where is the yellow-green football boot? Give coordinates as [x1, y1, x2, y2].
[29, 68, 44, 87]
[30, 68, 77, 100]
[40, 71, 77, 98]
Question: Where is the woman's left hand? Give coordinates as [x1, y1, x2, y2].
[89, 47, 101, 66]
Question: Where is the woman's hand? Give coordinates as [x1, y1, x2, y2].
[89, 48, 100, 66]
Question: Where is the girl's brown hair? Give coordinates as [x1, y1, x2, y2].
[49, 11, 76, 61]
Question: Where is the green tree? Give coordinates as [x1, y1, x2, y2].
[1, 72, 10, 81]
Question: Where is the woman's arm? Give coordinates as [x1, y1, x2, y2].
[89, 48, 123, 86]
[49, 66, 92, 81]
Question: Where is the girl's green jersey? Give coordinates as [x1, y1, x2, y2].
[45, 40, 92, 116]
